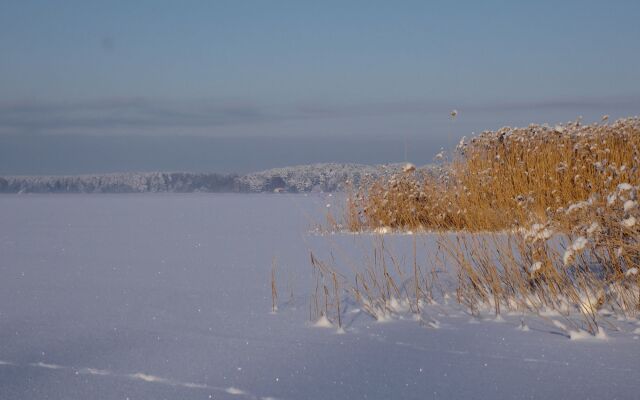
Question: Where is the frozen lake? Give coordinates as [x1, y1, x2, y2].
[0, 194, 638, 399]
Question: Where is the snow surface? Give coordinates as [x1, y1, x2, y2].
[0, 193, 639, 399]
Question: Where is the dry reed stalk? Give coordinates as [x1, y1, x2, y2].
[332, 271, 342, 328]
[310, 251, 349, 325]
[271, 257, 278, 313]
[348, 118, 640, 232]
[413, 234, 421, 314]
[335, 117, 640, 335]
[310, 236, 441, 325]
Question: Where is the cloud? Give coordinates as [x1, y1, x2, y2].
[467, 95, 640, 112]
[0, 98, 271, 134]
[295, 95, 640, 119]
[0, 94, 637, 135]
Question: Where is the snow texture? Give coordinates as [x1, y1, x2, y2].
[0, 194, 638, 400]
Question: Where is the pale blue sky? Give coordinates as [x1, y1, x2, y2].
[1, 1, 639, 173]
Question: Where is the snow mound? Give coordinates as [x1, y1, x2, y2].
[226, 387, 246, 395]
[130, 372, 170, 383]
[31, 362, 64, 370]
[569, 328, 608, 341]
[313, 315, 333, 328]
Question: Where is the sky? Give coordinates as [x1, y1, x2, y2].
[1, 0, 639, 174]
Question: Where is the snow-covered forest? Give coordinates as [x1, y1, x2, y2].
[0, 163, 430, 194]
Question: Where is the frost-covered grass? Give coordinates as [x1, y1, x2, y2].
[305, 231, 638, 338]
[338, 117, 640, 336]
[347, 117, 639, 231]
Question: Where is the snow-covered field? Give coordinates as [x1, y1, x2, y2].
[0, 194, 638, 399]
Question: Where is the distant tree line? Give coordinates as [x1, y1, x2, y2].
[0, 164, 423, 194]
